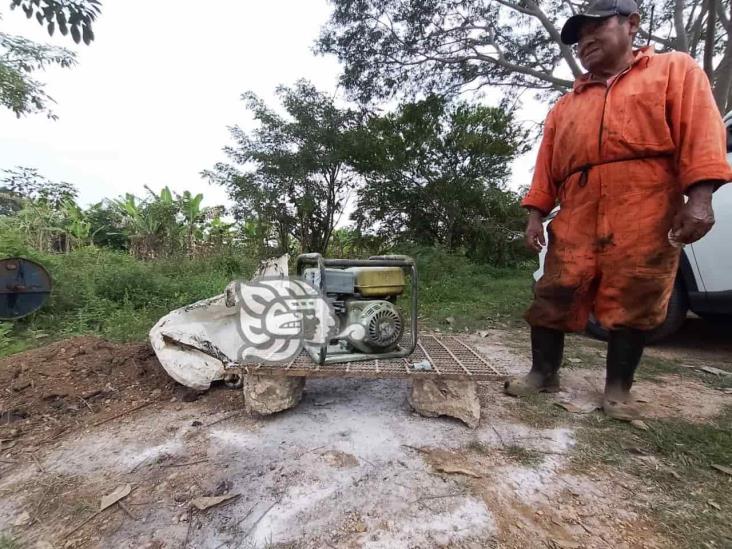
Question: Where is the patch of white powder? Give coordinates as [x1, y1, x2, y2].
[363, 497, 495, 548]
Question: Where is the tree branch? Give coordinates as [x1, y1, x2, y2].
[468, 45, 574, 89]
[637, 28, 675, 49]
[716, 0, 730, 30]
[525, 0, 583, 77]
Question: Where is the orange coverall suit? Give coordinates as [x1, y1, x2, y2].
[522, 47, 732, 332]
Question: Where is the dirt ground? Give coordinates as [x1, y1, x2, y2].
[0, 321, 730, 549]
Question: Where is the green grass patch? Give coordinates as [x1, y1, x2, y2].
[1, 247, 258, 356]
[572, 407, 732, 548]
[1, 245, 535, 357]
[0, 535, 19, 549]
[636, 354, 732, 390]
[506, 393, 568, 430]
[501, 444, 544, 466]
[409, 246, 534, 331]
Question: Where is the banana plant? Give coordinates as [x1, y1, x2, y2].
[178, 190, 204, 256]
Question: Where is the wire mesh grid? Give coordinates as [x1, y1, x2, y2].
[234, 333, 505, 380]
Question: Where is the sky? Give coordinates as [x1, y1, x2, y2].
[0, 0, 545, 211]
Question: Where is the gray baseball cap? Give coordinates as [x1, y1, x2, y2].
[560, 0, 639, 45]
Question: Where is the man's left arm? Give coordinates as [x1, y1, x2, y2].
[669, 61, 732, 244]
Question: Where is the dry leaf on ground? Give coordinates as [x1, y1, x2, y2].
[711, 464, 732, 476]
[699, 366, 731, 376]
[191, 494, 239, 511]
[549, 538, 582, 549]
[100, 484, 131, 511]
[433, 464, 482, 478]
[554, 400, 599, 414]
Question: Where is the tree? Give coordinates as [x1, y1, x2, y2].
[113, 187, 181, 259]
[0, 166, 76, 214]
[350, 95, 531, 264]
[204, 80, 361, 255]
[318, 0, 732, 113]
[1, 0, 101, 117]
[0, 166, 85, 252]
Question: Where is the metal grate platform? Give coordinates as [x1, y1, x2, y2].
[234, 334, 506, 380]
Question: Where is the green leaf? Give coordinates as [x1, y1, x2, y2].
[70, 25, 81, 44]
[159, 187, 173, 205]
[47, 21, 55, 36]
[82, 25, 94, 45]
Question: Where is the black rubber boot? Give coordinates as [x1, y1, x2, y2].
[505, 326, 564, 396]
[603, 328, 646, 420]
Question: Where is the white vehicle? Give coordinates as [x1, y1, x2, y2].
[534, 112, 732, 342]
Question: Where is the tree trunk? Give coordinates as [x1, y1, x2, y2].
[704, 0, 716, 83]
[714, 44, 732, 114]
[674, 0, 690, 52]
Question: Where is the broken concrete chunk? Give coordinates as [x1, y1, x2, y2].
[243, 375, 305, 415]
[408, 379, 480, 428]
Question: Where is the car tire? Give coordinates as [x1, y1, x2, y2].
[585, 276, 689, 344]
[697, 313, 732, 325]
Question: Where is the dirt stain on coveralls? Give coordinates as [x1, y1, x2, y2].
[522, 48, 732, 332]
[595, 233, 614, 252]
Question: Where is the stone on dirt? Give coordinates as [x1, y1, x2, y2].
[243, 375, 305, 415]
[408, 379, 481, 428]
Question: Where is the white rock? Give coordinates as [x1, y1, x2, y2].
[408, 379, 481, 428]
[243, 375, 305, 415]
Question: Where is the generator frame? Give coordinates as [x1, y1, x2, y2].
[295, 253, 418, 365]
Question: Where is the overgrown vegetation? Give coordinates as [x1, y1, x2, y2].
[0, 247, 258, 356]
[0, 243, 534, 357]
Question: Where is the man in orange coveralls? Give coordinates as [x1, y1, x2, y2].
[505, 0, 732, 419]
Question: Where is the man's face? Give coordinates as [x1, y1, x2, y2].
[577, 15, 636, 72]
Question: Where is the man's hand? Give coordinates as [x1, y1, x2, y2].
[671, 182, 717, 245]
[525, 208, 546, 252]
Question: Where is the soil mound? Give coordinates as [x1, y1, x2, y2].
[0, 337, 174, 448]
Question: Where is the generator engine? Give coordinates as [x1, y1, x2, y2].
[302, 265, 405, 354]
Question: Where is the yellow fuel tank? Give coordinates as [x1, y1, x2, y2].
[346, 266, 405, 297]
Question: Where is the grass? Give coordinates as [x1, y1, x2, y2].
[410, 246, 535, 331]
[509, 384, 732, 547]
[1, 245, 536, 358]
[466, 437, 546, 467]
[500, 444, 544, 466]
[0, 536, 18, 549]
[635, 354, 732, 390]
[1, 247, 258, 357]
[506, 392, 568, 430]
[570, 407, 732, 548]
